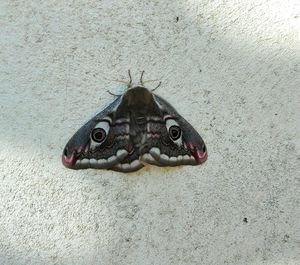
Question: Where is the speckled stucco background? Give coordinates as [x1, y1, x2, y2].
[0, 0, 299, 264]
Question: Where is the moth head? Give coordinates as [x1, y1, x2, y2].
[62, 119, 111, 169]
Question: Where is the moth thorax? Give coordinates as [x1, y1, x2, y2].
[124, 86, 153, 107]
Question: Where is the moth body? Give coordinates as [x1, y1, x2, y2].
[62, 81, 207, 172]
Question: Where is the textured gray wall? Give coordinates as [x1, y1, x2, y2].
[0, 0, 299, 264]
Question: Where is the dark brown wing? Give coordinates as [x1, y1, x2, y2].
[62, 96, 135, 171]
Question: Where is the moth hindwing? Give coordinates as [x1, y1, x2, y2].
[62, 75, 207, 173]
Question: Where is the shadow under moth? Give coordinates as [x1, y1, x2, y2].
[62, 71, 207, 173]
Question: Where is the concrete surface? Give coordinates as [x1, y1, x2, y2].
[0, 0, 299, 264]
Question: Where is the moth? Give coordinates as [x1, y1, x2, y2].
[62, 71, 207, 172]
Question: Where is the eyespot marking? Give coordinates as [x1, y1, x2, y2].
[91, 128, 106, 143]
[169, 125, 181, 140]
[165, 118, 183, 146]
[90, 121, 110, 149]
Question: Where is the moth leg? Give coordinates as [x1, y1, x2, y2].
[139, 71, 161, 91]
[106, 90, 122, 96]
[127, 69, 132, 88]
[151, 81, 161, 92]
[106, 70, 135, 95]
[140, 70, 145, 85]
